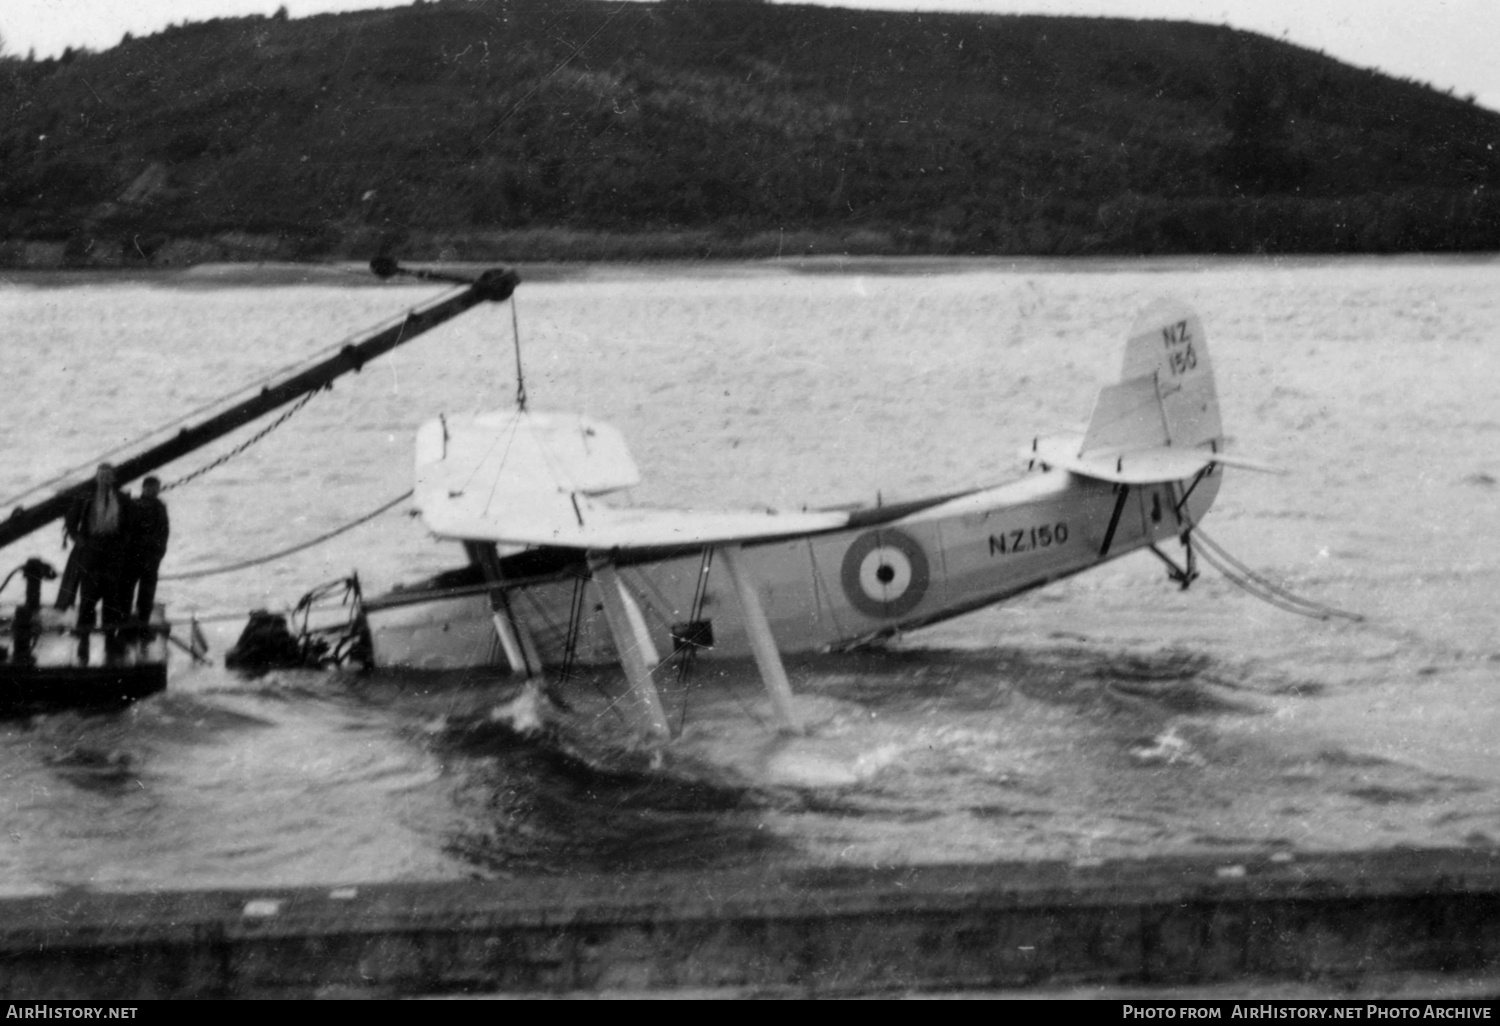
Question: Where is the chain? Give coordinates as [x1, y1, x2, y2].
[160, 389, 321, 494]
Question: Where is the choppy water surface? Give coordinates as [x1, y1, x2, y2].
[0, 256, 1496, 896]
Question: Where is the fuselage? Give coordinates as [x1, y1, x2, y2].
[363, 464, 1221, 672]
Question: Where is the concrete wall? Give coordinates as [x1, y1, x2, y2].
[3, 849, 1500, 998]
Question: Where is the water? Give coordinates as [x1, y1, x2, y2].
[0, 255, 1496, 897]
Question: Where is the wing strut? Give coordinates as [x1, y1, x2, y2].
[469, 541, 541, 677]
[717, 544, 802, 735]
[1099, 484, 1131, 557]
[489, 594, 541, 676]
[591, 560, 670, 739]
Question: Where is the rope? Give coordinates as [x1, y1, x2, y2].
[1183, 525, 1500, 672]
[160, 390, 321, 493]
[1192, 526, 1364, 623]
[161, 490, 413, 581]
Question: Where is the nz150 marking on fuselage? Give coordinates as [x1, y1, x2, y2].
[988, 522, 1070, 557]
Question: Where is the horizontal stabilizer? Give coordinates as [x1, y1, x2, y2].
[1027, 434, 1281, 484]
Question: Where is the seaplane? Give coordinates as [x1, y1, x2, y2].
[354, 264, 1272, 742]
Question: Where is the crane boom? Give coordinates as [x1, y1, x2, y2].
[0, 264, 518, 554]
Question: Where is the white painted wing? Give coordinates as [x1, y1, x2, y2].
[415, 409, 848, 549]
[423, 500, 850, 550]
[418, 410, 641, 496]
[1026, 434, 1281, 484]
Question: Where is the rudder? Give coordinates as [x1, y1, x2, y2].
[1081, 297, 1221, 456]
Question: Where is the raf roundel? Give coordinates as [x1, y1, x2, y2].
[839, 528, 931, 619]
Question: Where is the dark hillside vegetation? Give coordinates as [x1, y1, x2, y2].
[2, 0, 1498, 264]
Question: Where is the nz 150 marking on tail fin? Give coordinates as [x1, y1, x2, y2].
[1162, 318, 1198, 376]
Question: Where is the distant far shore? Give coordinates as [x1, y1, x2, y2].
[0, 227, 961, 272]
[3, 228, 1497, 278]
[3, 250, 1495, 292]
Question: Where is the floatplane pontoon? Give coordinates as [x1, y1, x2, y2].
[0, 261, 520, 714]
[356, 265, 1273, 741]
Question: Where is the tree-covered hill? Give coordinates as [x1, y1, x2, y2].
[3, 0, 1498, 264]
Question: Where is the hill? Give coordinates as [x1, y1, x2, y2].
[3, 0, 1499, 264]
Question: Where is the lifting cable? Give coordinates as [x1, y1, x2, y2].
[161, 489, 413, 581]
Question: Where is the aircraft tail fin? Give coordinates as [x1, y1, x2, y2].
[1081, 297, 1222, 457]
[1024, 298, 1278, 484]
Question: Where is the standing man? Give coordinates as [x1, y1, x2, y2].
[68, 463, 129, 665]
[125, 475, 170, 641]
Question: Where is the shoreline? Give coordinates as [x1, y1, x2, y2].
[3, 250, 1498, 290]
[5, 226, 1499, 281]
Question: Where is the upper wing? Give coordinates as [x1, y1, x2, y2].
[421, 409, 642, 497]
[414, 410, 848, 550]
[421, 500, 850, 550]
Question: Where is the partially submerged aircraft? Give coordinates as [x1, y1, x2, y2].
[361, 288, 1271, 740]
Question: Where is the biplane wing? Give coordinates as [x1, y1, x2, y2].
[424, 501, 850, 550]
[413, 409, 845, 737]
[414, 411, 849, 549]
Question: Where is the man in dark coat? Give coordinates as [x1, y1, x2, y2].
[125, 475, 170, 636]
[67, 463, 130, 665]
